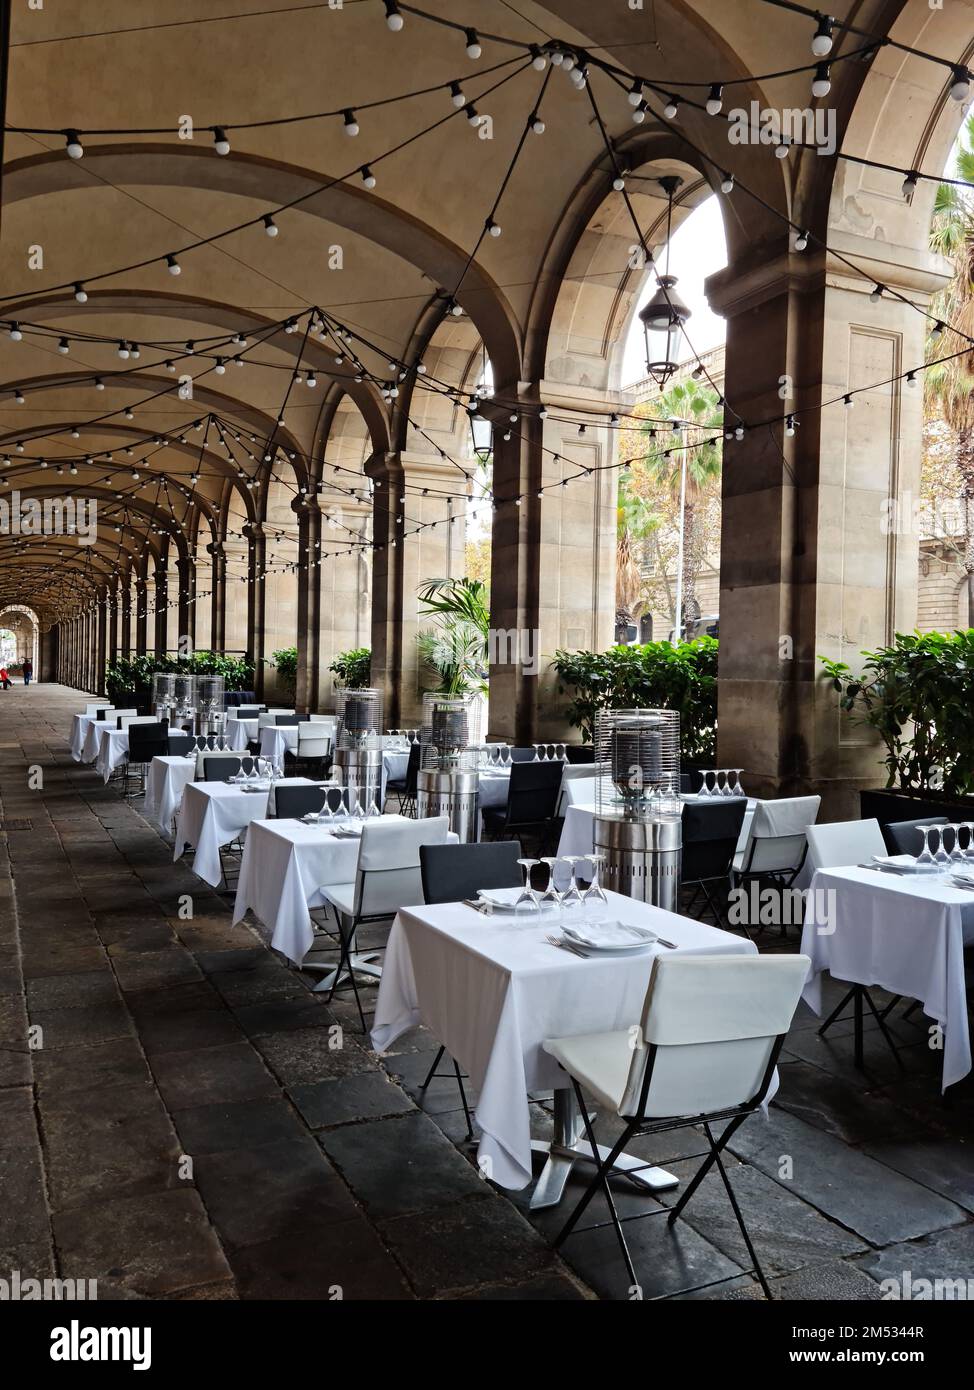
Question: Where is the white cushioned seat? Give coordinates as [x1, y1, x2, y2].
[321, 881, 356, 916]
[543, 1030, 634, 1113]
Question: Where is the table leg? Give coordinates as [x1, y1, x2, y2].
[307, 952, 383, 993]
[528, 1088, 679, 1210]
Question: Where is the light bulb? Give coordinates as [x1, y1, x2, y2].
[663, 96, 679, 119]
[530, 113, 545, 134]
[906, 371, 918, 389]
[73, 282, 88, 303]
[785, 416, 796, 436]
[213, 126, 230, 155]
[117, 341, 129, 359]
[613, 175, 625, 192]
[627, 81, 643, 107]
[734, 425, 744, 441]
[307, 373, 317, 387]
[550, 48, 564, 66]
[65, 129, 83, 158]
[931, 320, 945, 341]
[811, 63, 831, 97]
[631, 101, 647, 125]
[94, 378, 104, 391]
[360, 166, 376, 188]
[950, 66, 971, 102]
[465, 104, 480, 126]
[449, 81, 465, 108]
[720, 173, 734, 193]
[58, 338, 70, 354]
[795, 229, 809, 250]
[562, 52, 576, 72]
[870, 284, 884, 303]
[706, 84, 723, 115]
[465, 28, 481, 59]
[263, 214, 278, 235]
[214, 359, 226, 374]
[384, 1, 403, 30]
[343, 109, 359, 136]
[530, 45, 547, 71]
[812, 16, 834, 57]
[486, 218, 502, 236]
[902, 171, 919, 199]
[166, 254, 181, 276]
[843, 394, 854, 408]
[775, 141, 790, 159]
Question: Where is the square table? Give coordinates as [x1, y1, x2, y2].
[70, 713, 100, 762]
[802, 866, 974, 1090]
[226, 716, 258, 751]
[174, 776, 315, 887]
[82, 716, 113, 763]
[233, 813, 458, 967]
[94, 726, 129, 783]
[144, 754, 196, 834]
[372, 892, 757, 1203]
[259, 725, 299, 761]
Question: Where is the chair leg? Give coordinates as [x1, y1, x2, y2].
[553, 1085, 631, 1241]
[420, 1046, 444, 1091]
[667, 1114, 746, 1224]
[566, 1084, 639, 1289]
[706, 1123, 772, 1299]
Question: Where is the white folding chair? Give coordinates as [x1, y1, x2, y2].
[290, 722, 331, 777]
[85, 703, 112, 716]
[733, 795, 821, 884]
[805, 818, 885, 873]
[545, 953, 809, 1299]
[312, 816, 450, 1027]
[117, 714, 157, 730]
[111, 708, 138, 725]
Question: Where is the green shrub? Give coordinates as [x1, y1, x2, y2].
[105, 652, 255, 705]
[820, 629, 974, 796]
[271, 646, 298, 698]
[329, 647, 371, 688]
[553, 637, 718, 761]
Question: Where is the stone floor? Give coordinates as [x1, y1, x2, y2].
[1, 683, 973, 1300]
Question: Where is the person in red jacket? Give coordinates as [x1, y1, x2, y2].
[0, 667, 10, 690]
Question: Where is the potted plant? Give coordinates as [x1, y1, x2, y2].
[820, 630, 974, 824]
[328, 647, 371, 690]
[270, 646, 298, 702]
[553, 637, 717, 764]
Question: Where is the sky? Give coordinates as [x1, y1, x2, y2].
[622, 194, 728, 386]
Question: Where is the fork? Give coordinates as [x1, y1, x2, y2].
[546, 934, 587, 958]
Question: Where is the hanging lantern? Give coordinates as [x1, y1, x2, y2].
[638, 175, 691, 388]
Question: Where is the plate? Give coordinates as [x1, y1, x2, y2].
[562, 920, 657, 951]
[871, 854, 941, 874]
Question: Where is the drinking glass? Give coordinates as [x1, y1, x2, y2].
[934, 825, 952, 869]
[514, 858, 540, 913]
[560, 857, 584, 912]
[713, 769, 727, 797]
[949, 824, 966, 866]
[533, 743, 542, 761]
[915, 824, 936, 868]
[501, 745, 511, 768]
[581, 853, 609, 909]
[730, 768, 745, 797]
[539, 857, 563, 910]
[699, 770, 713, 798]
[963, 823, 974, 864]
[556, 742, 567, 761]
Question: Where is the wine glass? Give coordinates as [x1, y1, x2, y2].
[514, 858, 540, 913]
[915, 824, 936, 868]
[581, 852, 609, 909]
[698, 770, 713, 798]
[501, 744, 511, 769]
[556, 742, 567, 761]
[560, 857, 584, 912]
[730, 768, 745, 797]
[539, 857, 563, 910]
[948, 824, 966, 866]
[962, 823, 974, 864]
[934, 825, 952, 870]
[713, 769, 727, 797]
[532, 743, 542, 761]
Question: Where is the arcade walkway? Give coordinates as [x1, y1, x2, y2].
[2, 686, 972, 1300]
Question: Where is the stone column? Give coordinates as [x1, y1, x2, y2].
[207, 542, 226, 651]
[708, 245, 941, 816]
[293, 496, 321, 712]
[176, 556, 193, 655]
[243, 523, 265, 698]
[120, 583, 131, 658]
[153, 562, 168, 657]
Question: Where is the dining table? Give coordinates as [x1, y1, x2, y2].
[94, 725, 130, 783]
[143, 753, 197, 834]
[232, 812, 459, 968]
[173, 775, 317, 887]
[802, 863, 974, 1090]
[372, 890, 758, 1207]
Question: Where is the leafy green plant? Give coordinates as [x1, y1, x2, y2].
[271, 646, 298, 699]
[553, 637, 718, 760]
[105, 651, 254, 705]
[820, 630, 974, 796]
[416, 577, 490, 696]
[329, 647, 371, 688]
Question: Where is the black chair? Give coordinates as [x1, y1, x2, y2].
[275, 784, 328, 819]
[482, 761, 563, 849]
[386, 741, 421, 815]
[565, 745, 595, 765]
[883, 816, 949, 856]
[125, 721, 169, 796]
[420, 839, 524, 904]
[167, 732, 194, 756]
[681, 799, 748, 933]
[275, 714, 300, 726]
[226, 689, 258, 708]
[202, 756, 243, 781]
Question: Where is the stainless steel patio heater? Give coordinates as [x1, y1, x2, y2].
[593, 707, 682, 908]
[171, 673, 197, 733]
[416, 696, 480, 842]
[151, 672, 175, 724]
[333, 688, 384, 813]
[195, 675, 226, 736]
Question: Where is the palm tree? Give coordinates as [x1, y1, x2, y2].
[926, 116, 974, 619]
[639, 378, 723, 630]
[616, 469, 659, 629]
[416, 576, 490, 696]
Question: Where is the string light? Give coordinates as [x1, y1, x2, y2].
[950, 66, 971, 103]
[902, 171, 919, 200]
[631, 99, 647, 125]
[384, 1, 403, 31]
[449, 81, 465, 108]
[720, 172, 734, 194]
[811, 62, 831, 97]
[706, 84, 723, 115]
[360, 166, 376, 188]
[263, 214, 279, 236]
[65, 129, 83, 158]
[213, 127, 230, 156]
[811, 15, 834, 56]
[794, 229, 809, 250]
[465, 28, 482, 59]
[166, 254, 181, 276]
[663, 96, 679, 119]
[343, 108, 359, 136]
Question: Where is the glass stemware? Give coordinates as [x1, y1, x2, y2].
[581, 852, 609, 909]
[538, 857, 563, 910]
[560, 857, 584, 912]
[514, 858, 540, 912]
[699, 770, 713, 798]
[962, 823, 974, 864]
[730, 768, 744, 797]
[933, 825, 952, 870]
[915, 824, 936, 868]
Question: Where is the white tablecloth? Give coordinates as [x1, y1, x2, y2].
[259, 725, 299, 760]
[174, 776, 315, 887]
[802, 866, 974, 1091]
[71, 713, 96, 761]
[226, 717, 258, 751]
[82, 717, 113, 763]
[372, 892, 757, 1190]
[144, 755, 196, 833]
[95, 727, 129, 783]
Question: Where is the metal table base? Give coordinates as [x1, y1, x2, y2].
[528, 1088, 679, 1209]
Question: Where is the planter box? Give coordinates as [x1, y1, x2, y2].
[860, 787, 974, 852]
